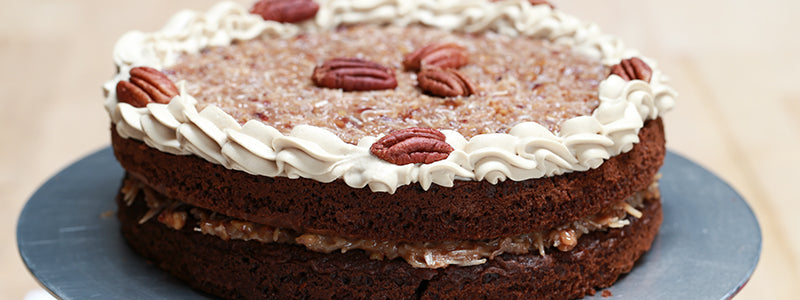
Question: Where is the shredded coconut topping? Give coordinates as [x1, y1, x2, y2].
[165, 25, 606, 144]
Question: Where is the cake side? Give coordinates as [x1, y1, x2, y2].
[118, 180, 662, 299]
[106, 1, 674, 297]
[103, 0, 677, 193]
[119, 169, 660, 269]
[112, 118, 665, 242]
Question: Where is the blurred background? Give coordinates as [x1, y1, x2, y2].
[2, 0, 798, 298]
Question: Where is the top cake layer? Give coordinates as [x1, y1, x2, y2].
[166, 25, 606, 144]
[104, 0, 676, 193]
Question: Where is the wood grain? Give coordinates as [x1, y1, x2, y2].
[2, 0, 797, 298]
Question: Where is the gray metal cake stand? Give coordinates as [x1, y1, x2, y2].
[17, 147, 761, 299]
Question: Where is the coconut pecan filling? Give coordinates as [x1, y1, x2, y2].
[122, 177, 659, 269]
[164, 25, 607, 144]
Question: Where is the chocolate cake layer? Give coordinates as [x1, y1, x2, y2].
[118, 183, 662, 300]
[112, 118, 664, 242]
[123, 175, 655, 268]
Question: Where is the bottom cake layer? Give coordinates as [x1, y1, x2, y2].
[117, 185, 662, 300]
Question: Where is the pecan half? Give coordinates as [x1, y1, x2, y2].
[610, 57, 652, 83]
[417, 68, 477, 97]
[116, 66, 179, 108]
[403, 43, 469, 71]
[312, 58, 398, 91]
[251, 0, 319, 23]
[370, 128, 454, 165]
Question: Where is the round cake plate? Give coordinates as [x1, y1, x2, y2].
[17, 147, 761, 299]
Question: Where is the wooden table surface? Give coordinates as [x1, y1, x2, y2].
[2, 0, 798, 298]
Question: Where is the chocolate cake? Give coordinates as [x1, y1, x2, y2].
[104, 0, 677, 299]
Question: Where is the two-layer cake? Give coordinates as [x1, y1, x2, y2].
[105, 0, 676, 298]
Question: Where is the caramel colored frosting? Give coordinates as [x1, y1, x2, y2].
[166, 25, 606, 144]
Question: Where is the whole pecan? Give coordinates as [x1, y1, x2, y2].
[116, 66, 179, 108]
[610, 57, 652, 83]
[370, 128, 454, 165]
[251, 0, 319, 23]
[312, 58, 398, 91]
[417, 68, 476, 97]
[403, 43, 468, 71]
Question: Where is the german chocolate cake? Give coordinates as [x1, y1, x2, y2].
[104, 0, 677, 298]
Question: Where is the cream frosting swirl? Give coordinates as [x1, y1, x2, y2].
[103, 0, 676, 193]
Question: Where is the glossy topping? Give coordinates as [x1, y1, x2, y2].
[164, 25, 604, 144]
